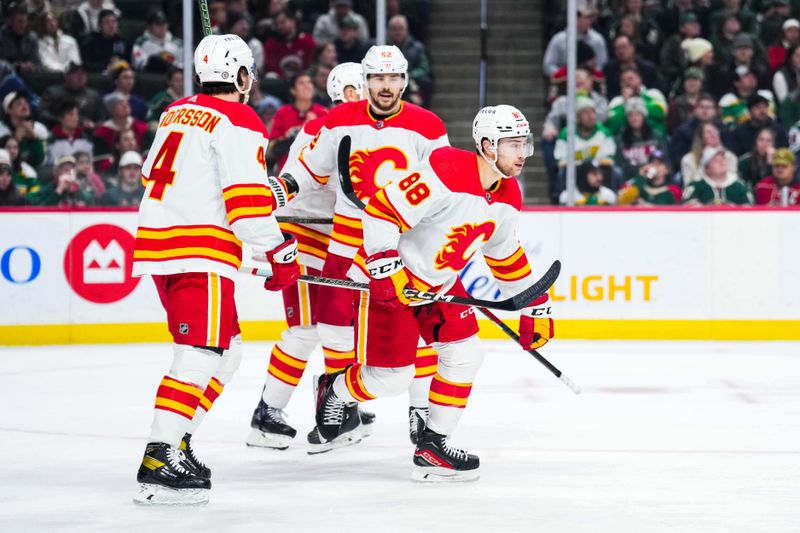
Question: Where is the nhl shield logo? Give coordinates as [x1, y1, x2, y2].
[179, 323, 190, 335]
[375, 120, 384, 129]
[287, 307, 294, 318]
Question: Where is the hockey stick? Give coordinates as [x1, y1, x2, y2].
[276, 216, 333, 224]
[476, 307, 581, 394]
[198, 0, 213, 37]
[337, 135, 367, 209]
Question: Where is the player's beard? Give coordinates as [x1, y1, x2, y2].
[368, 87, 401, 114]
[497, 158, 523, 177]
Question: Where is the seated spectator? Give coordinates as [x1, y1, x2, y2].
[658, 0, 696, 39]
[709, 0, 757, 40]
[313, 0, 370, 45]
[39, 62, 104, 129]
[0, 134, 38, 197]
[768, 19, 800, 73]
[719, 66, 775, 128]
[387, 14, 432, 107]
[548, 40, 606, 103]
[681, 121, 739, 184]
[34, 10, 81, 73]
[606, 67, 667, 135]
[680, 38, 715, 88]
[334, 16, 371, 64]
[710, 34, 769, 100]
[773, 45, 800, 103]
[29, 154, 98, 206]
[309, 63, 332, 107]
[146, 66, 184, 127]
[754, 147, 800, 204]
[0, 2, 42, 74]
[545, 7, 608, 78]
[738, 126, 776, 186]
[759, 0, 792, 48]
[47, 99, 94, 166]
[312, 42, 338, 69]
[267, 72, 328, 172]
[730, 93, 788, 155]
[74, 150, 105, 201]
[0, 148, 24, 206]
[74, 0, 120, 37]
[132, 10, 182, 73]
[226, 12, 264, 75]
[101, 150, 143, 206]
[559, 160, 617, 205]
[683, 146, 753, 205]
[614, 97, 667, 182]
[107, 60, 147, 121]
[611, 13, 658, 65]
[93, 93, 147, 162]
[263, 9, 317, 80]
[0, 91, 47, 168]
[618, 150, 681, 205]
[667, 67, 705, 132]
[710, 14, 746, 70]
[603, 35, 661, 98]
[79, 9, 130, 73]
[670, 93, 728, 169]
[96, 126, 139, 178]
[660, 11, 702, 92]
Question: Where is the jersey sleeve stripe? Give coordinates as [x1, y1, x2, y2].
[491, 264, 532, 282]
[367, 189, 411, 232]
[364, 201, 404, 231]
[484, 247, 526, 268]
[136, 225, 240, 244]
[298, 150, 330, 185]
[226, 206, 274, 224]
[485, 246, 532, 281]
[222, 184, 272, 200]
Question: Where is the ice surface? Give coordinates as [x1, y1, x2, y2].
[1, 340, 799, 533]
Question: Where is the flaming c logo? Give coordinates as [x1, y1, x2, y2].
[349, 147, 408, 200]
[434, 221, 496, 271]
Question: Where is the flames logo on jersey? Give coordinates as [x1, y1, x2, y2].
[434, 221, 496, 272]
[349, 147, 409, 201]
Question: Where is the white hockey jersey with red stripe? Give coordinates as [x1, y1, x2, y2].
[132, 94, 284, 280]
[282, 99, 449, 259]
[351, 147, 535, 297]
[275, 116, 334, 271]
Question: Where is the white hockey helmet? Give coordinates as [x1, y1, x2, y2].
[472, 104, 534, 156]
[194, 34, 256, 94]
[327, 62, 365, 103]
[361, 45, 408, 93]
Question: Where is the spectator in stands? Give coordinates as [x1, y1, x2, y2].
[614, 97, 667, 182]
[267, 72, 328, 172]
[773, 45, 800, 103]
[667, 67, 705, 132]
[0, 148, 23, 206]
[768, 18, 800, 72]
[731, 93, 788, 155]
[96, 126, 139, 178]
[108, 60, 147, 121]
[759, 0, 792, 48]
[618, 150, 681, 205]
[543, 7, 607, 78]
[670, 93, 725, 169]
[683, 146, 753, 204]
[555, 96, 617, 168]
[657, 0, 695, 37]
[660, 11, 702, 92]
[73, 150, 104, 200]
[79, 9, 130, 73]
[548, 40, 606, 104]
[254, 93, 281, 135]
[681, 121, 739, 184]
[227, 12, 264, 75]
[0, 134, 38, 197]
[711, 33, 769, 100]
[74, 0, 120, 37]
[312, 41, 338, 69]
[263, 9, 317, 80]
[309, 63, 332, 107]
[0, 91, 47, 168]
[207, 0, 227, 34]
[603, 35, 661, 98]
[313, 0, 370, 44]
[39, 62, 104, 129]
[93, 92, 147, 163]
[388, 14, 432, 107]
[681, 37, 715, 84]
[334, 15, 370, 64]
[719, 65, 774, 128]
[709, 0, 757, 38]
[146, 66, 184, 127]
[610, 12, 659, 66]
[47, 99, 93, 166]
[131, 10, 182, 73]
[29, 154, 98, 206]
[34, 10, 81, 73]
[0, 2, 42, 74]
[754, 147, 800, 204]
[559, 160, 617, 205]
[101, 149, 142, 206]
[606, 67, 667, 135]
[738, 126, 776, 186]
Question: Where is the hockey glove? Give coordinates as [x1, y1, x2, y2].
[267, 174, 292, 211]
[263, 232, 301, 291]
[519, 294, 554, 350]
[365, 250, 412, 310]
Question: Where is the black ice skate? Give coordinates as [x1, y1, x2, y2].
[180, 433, 211, 479]
[408, 406, 429, 445]
[359, 408, 376, 437]
[412, 428, 480, 483]
[133, 442, 211, 505]
[246, 397, 297, 450]
[309, 372, 361, 452]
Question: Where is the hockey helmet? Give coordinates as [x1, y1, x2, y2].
[327, 62, 365, 103]
[194, 34, 256, 95]
[472, 105, 534, 158]
[361, 45, 408, 93]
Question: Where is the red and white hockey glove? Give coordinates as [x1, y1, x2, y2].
[263, 232, 300, 291]
[519, 294, 554, 350]
[365, 250, 412, 310]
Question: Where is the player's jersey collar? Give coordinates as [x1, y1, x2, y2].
[367, 101, 405, 127]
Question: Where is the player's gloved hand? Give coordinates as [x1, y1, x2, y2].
[519, 294, 554, 350]
[365, 249, 412, 310]
[267, 175, 292, 211]
[263, 232, 300, 291]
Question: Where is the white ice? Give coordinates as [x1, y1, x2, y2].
[1, 340, 799, 533]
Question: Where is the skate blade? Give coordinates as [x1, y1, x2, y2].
[245, 428, 292, 450]
[411, 466, 480, 483]
[307, 433, 362, 455]
[133, 483, 210, 506]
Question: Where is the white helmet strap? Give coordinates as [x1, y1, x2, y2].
[479, 137, 504, 177]
[234, 68, 253, 104]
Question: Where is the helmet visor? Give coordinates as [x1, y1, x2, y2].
[366, 73, 406, 91]
[497, 134, 534, 158]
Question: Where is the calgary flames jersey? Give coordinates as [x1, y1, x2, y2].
[133, 94, 284, 280]
[351, 147, 535, 298]
[275, 116, 334, 271]
[283, 99, 449, 259]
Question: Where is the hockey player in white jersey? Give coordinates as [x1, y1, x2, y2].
[313, 105, 555, 481]
[131, 34, 300, 505]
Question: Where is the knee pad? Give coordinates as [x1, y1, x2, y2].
[168, 344, 222, 387]
[433, 335, 484, 383]
[317, 323, 354, 352]
[361, 364, 416, 397]
[215, 334, 243, 385]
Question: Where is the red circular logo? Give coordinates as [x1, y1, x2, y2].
[64, 224, 140, 303]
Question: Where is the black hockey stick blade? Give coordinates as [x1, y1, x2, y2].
[337, 135, 366, 209]
[509, 259, 561, 310]
[276, 216, 333, 224]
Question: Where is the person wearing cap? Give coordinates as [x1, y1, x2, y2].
[29, 154, 98, 206]
[738, 127, 777, 186]
[768, 19, 800, 72]
[754, 147, 800, 204]
[0, 2, 42, 74]
[313, 0, 370, 45]
[659, 11, 702, 89]
[0, 148, 24, 206]
[39, 62, 104, 129]
[132, 9, 183, 73]
[559, 160, 618, 205]
[606, 66, 667, 135]
[46, 99, 94, 167]
[100, 150, 144, 206]
[614, 96, 668, 182]
[618, 150, 681, 205]
[719, 65, 775, 128]
[712, 33, 769, 99]
[0, 91, 48, 168]
[667, 67, 706, 131]
[146, 66, 185, 128]
[79, 8, 130, 73]
[731, 93, 788, 155]
[603, 34, 662, 99]
[543, 6, 608, 77]
[34, 9, 81, 73]
[683, 146, 753, 205]
[334, 14, 370, 64]
[263, 8, 317, 80]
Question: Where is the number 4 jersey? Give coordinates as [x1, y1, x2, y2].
[132, 94, 285, 280]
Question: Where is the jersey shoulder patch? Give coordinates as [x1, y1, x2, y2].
[428, 147, 483, 197]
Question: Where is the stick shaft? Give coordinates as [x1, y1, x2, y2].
[198, 0, 212, 36]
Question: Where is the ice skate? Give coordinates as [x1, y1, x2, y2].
[359, 408, 376, 438]
[179, 433, 210, 479]
[246, 397, 297, 450]
[408, 406, 429, 444]
[411, 428, 480, 483]
[133, 442, 211, 505]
